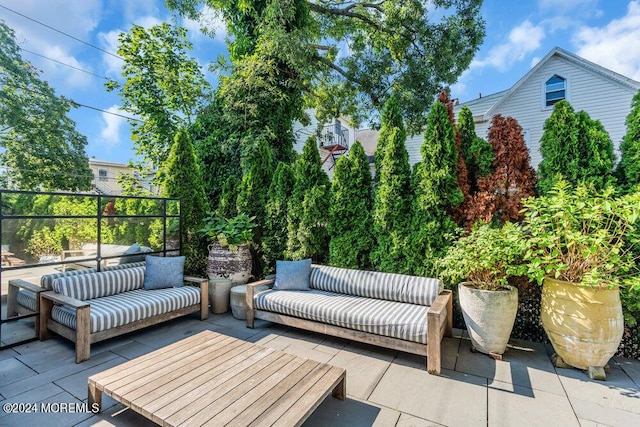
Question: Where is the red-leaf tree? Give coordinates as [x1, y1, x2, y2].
[467, 115, 536, 225]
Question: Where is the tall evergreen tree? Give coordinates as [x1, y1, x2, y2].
[538, 100, 615, 193]
[286, 136, 331, 261]
[574, 111, 615, 189]
[406, 100, 462, 276]
[371, 127, 412, 273]
[374, 94, 405, 182]
[537, 100, 579, 193]
[617, 90, 640, 192]
[329, 141, 374, 269]
[237, 135, 275, 275]
[458, 105, 493, 194]
[162, 128, 208, 274]
[263, 162, 295, 274]
[216, 176, 239, 219]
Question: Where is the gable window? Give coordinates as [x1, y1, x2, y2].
[98, 169, 108, 181]
[545, 75, 566, 106]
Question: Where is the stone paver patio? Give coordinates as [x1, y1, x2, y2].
[1, 312, 639, 426]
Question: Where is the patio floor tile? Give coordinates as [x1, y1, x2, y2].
[369, 363, 488, 426]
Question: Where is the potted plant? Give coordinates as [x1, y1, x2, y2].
[437, 222, 528, 359]
[199, 212, 256, 281]
[522, 181, 640, 380]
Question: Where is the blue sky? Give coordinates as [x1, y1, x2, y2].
[1, 0, 640, 165]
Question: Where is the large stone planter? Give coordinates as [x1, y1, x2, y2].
[541, 276, 623, 380]
[458, 282, 518, 358]
[207, 242, 252, 285]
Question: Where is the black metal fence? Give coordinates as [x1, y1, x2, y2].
[0, 190, 181, 349]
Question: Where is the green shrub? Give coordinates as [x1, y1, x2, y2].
[617, 90, 640, 192]
[262, 162, 295, 274]
[329, 141, 374, 269]
[286, 136, 330, 261]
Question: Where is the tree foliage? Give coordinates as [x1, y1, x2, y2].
[371, 123, 412, 272]
[0, 20, 92, 191]
[373, 93, 405, 182]
[106, 22, 211, 172]
[537, 100, 615, 193]
[617, 90, 640, 192]
[168, 0, 485, 133]
[236, 135, 275, 275]
[329, 141, 374, 269]
[458, 105, 493, 194]
[466, 115, 536, 225]
[162, 128, 208, 241]
[286, 136, 331, 262]
[262, 162, 295, 274]
[405, 99, 461, 276]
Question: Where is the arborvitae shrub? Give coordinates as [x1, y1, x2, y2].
[328, 141, 374, 269]
[371, 124, 412, 273]
[162, 128, 208, 275]
[406, 99, 462, 276]
[216, 175, 239, 218]
[262, 162, 295, 274]
[373, 94, 405, 183]
[467, 115, 536, 225]
[458, 105, 493, 194]
[236, 135, 275, 275]
[618, 90, 640, 192]
[537, 100, 579, 194]
[286, 136, 331, 262]
[575, 111, 615, 189]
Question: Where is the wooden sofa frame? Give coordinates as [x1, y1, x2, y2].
[245, 279, 453, 375]
[39, 276, 209, 363]
[6, 279, 46, 335]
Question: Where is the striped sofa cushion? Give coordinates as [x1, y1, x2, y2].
[254, 289, 430, 344]
[40, 261, 146, 290]
[52, 267, 145, 300]
[310, 265, 442, 306]
[16, 290, 37, 312]
[50, 286, 200, 333]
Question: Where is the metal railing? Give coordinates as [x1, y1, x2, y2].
[0, 190, 181, 349]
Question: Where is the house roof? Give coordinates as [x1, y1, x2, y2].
[459, 46, 640, 121]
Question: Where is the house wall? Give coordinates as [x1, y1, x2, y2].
[455, 55, 639, 169]
[293, 112, 356, 180]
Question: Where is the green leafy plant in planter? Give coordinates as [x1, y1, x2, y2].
[199, 213, 256, 251]
[199, 213, 257, 311]
[521, 180, 640, 379]
[437, 222, 527, 358]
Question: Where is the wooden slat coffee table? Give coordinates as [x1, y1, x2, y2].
[88, 330, 346, 426]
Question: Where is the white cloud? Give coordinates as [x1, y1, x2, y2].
[471, 20, 546, 71]
[2, 0, 102, 88]
[182, 5, 227, 43]
[573, 0, 640, 80]
[538, 0, 598, 12]
[97, 30, 124, 78]
[100, 105, 127, 147]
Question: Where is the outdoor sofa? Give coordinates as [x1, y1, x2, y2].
[38, 258, 209, 362]
[7, 261, 147, 336]
[246, 263, 453, 375]
[60, 242, 152, 271]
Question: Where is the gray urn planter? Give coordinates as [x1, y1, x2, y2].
[458, 282, 518, 357]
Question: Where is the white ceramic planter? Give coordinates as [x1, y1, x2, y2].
[458, 282, 518, 356]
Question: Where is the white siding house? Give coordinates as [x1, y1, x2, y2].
[449, 47, 640, 169]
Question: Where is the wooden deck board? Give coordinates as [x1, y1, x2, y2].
[88, 330, 346, 427]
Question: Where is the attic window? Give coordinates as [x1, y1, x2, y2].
[545, 75, 566, 106]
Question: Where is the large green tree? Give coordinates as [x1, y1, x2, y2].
[371, 108, 412, 273]
[262, 162, 295, 274]
[329, 141, 374, 269]
[286, 136, 331, 262]
[538, 100, 615, 193]
[458, 105, 493, 194]
[373, 93, 405, 183]
[617, 90, 640, 192]
[162, 128, 208, 274]
[106, 23, 211, 174]
[0, 20, 92, 191]
[168, 0, 485, 133]
[406, 99, 462, 276]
